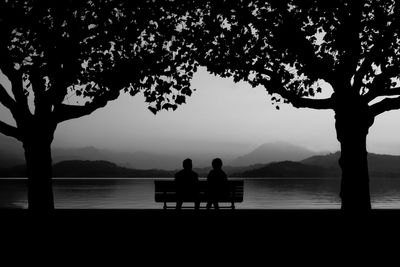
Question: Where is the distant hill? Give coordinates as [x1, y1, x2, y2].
[301, 152, 340, 167]
[301, 152, 400, 178]
[0, 160, 266, 178]
[52, 147, 184, 170]
[233, 161, 331, 178]
[4, 152, 400, 178]
[0, 137, 321, 170]
[0, 136, 24, 168]
[233, 152, 400, 178]
[193, 163, 266, 177]
[0, 160, 175, 178]
[229, 142, 315, 167]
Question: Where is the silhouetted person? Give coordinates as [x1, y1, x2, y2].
[206, 158, 228, 210]
[174, 158, 200, 210]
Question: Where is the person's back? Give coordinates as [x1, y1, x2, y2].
[207, 169, 227, 188]
[174, 158, 199, 210]
[175, 168, 199, 196]
[206, 158, 228, 210]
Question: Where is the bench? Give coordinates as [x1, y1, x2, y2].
[154, 180, 244, 209]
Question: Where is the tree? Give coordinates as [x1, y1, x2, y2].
[185, 0, 400, 209]
[0, 0, 197, 211]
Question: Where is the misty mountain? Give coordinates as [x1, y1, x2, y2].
[301, 152, 400, 178]
[235, 161, 330, 178]
[234, 151, 400, 178]
[0, 136, 24, 168]
[0, 135, 186, 170]
[193, 163, 266, 177]
[301, 152, 340, 174]
[1, 134, 320, 170]
[0, 160, 175, 178]
[229, 142, 316, 167]
[52, 147, 184, 170]
[4, 151, 400, 178]
[52, 142, 318, 170]
[52, 160, 175, 177]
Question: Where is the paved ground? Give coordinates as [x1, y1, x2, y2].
[0, 209, 397, 262]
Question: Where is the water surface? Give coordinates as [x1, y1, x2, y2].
[0, 178, 399, 209]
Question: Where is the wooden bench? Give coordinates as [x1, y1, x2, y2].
[154, 180, 244, 209]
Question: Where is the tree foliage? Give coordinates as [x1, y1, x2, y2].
[0, 0, 198, 143]
[186, 0, 400, 115]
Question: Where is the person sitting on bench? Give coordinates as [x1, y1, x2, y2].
[174, 158, 200, 210]
[206, 158, 228, 210]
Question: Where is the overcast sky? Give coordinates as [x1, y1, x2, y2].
[2, 67, 400, 156]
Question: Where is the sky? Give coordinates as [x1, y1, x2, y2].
[2, 67, 400, 156]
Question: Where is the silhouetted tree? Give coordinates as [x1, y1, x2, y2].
[0, 0, 197, 211]
[186, 0, 400, 210]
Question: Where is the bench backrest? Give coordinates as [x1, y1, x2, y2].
[154, 180, 244, 202]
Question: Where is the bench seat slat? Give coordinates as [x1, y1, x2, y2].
[154, 180, 244, 208]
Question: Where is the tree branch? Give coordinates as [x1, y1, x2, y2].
[0, 120, 21, 141]
[383, 87, 400, 96]
[9, 70, 30, 113]
[0, 82, 17, 113]
[53, 103, 101, 123]
[370, 96, 400, 117]
[0, 64, 32, 119]
[261, 75, 333, 110]
[363, 66, 400, 102]
[290, 97, 334, 110]
[53, 89, 121, 123]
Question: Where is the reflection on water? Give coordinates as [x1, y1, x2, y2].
[0, 178, 400, 209]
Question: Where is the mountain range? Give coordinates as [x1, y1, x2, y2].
[0, 135, 320, 169]
[3, 134, 400, 178]
[3, 151, 400, 178]
[229, 142, 315, 166]
[0, 160, 176, 178]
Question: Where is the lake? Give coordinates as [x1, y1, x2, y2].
[1, 178, 400, 209]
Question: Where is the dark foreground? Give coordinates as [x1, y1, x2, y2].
[0, 209, 398, 263]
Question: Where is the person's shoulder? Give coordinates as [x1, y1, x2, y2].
[216, 169, 226, 175]
[175, 169, 184, 177]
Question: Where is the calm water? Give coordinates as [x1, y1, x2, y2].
[1, 178, 400, 209]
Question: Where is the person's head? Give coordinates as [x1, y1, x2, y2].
[212, 158, 223, 170]
[183, 158, 192, 170]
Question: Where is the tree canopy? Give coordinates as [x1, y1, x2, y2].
[187, 0, 400, 116]
[0, 0, 198, 142]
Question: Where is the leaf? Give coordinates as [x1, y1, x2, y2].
[175, 95, 186, 105]
[148, 106, 157, 115]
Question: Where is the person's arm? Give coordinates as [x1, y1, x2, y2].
[223, 171, 228, 181]
[206, 170, 212, 181]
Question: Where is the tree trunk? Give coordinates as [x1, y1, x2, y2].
[335, 105, 373, 211]
[23, 128, 55, 211]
